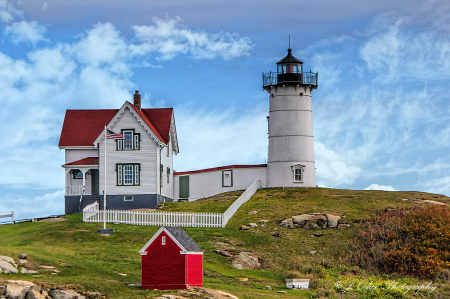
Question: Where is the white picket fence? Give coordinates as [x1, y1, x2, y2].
[223, 179, 261, 225]
[83, 179, 261, 228]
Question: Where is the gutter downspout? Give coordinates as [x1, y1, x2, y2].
[159, 145, 163, 199]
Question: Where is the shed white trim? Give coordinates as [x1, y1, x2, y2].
[139, 227, 188, 255]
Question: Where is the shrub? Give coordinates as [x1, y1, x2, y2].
[349, 205, 450, 278]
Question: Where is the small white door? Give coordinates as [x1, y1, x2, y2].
[222, 170, 232, 187]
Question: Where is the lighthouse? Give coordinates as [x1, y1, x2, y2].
[263, 48, 318, 188]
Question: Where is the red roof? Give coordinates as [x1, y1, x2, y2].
[64, 157, 99, 166]
[174, 164, 267, 176]
[59, 103, 173, 147]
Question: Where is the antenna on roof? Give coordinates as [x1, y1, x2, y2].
[289, 34, 290, 49]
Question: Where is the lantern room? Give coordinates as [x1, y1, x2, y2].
[263, 48, 318, 89]
[276, 48, 303, 84]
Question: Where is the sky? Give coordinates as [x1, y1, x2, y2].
[1, 0, 449, 220]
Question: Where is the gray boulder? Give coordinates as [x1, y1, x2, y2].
[292, 214, 327, 229]
[18, 254, 27, 260]
[326, 214, 341, 228]
[5, 283, 32, 299]
[0, 261, 18, 273]
[239, 225, 249, 230]
[0, 255, 15, 265]
[20, 267, 38, 274]
[248, 223, 258, 228]
[51, 290, 85, 299]
[231, 252, 261, 270]
[25, 288, 45, 299]
[280, 218, 294, 228]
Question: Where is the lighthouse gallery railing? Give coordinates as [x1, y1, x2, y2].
[263, 71, 318, 87]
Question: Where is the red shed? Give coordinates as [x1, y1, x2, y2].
[139, 226, 204, 290]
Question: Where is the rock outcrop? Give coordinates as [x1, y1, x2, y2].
[280, 213, 349, 229]
[231, 252, 261, 270]
[292, 213, 327, 229]
[0, 280, 87, 299]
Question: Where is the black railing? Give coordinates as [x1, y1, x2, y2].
[263, 71, 318, 87]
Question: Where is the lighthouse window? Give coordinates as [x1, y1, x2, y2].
[292, 165, 305, 183]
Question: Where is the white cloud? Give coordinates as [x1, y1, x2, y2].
[314, 141, 362, 187]
[0, 190, 64, 220]
[0, 0, 22, 23]
[42, 2, 48, 11]
[174, 106, 267, 172]
[4, 20, 47, 44]
[359, 16, 450, 84]
[73, 22, 129, 69]
[422, 176, 450, 196]
[130, 16, 253, 61]
[364, 184, 397, 191]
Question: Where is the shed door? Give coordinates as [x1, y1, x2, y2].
[179, 175, 189, 199]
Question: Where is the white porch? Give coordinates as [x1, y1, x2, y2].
[62, 157, 100, 196]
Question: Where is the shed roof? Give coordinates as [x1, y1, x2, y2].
[165, 227, 203, 252]
[139, 226, 204, 255]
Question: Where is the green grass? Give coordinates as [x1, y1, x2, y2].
[0, 188, 449, 298]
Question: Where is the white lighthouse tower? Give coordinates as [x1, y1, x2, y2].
[263, 48, 318, 188]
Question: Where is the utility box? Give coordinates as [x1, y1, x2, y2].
[139, 226, 203, 290]
[285, 278, 310, 290]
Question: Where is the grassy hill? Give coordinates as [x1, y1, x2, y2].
[0, 188, 449, 298]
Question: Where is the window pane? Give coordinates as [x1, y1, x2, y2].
[123, 131, 133, 149]
[294, 168, 302, 181]
[74, 169, 83, 179]
[134, 135, 139, 150]
[118, 165, 122, 185]
[117, 139, 122, 150]
[124, 165, 133, 184]
[135, 165, 139, 185]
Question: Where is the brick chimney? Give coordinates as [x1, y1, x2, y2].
[133, 90, 141, 110]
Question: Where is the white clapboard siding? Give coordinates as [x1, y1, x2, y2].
[83, 179, 262, 228]
[99, 108, 158, 195]
[65, 149, 99, 164]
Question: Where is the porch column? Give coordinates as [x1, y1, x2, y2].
[65, 169, 71, 196]
[81, 168, 89, 195]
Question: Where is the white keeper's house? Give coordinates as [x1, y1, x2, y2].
[59, 48, 318, 214]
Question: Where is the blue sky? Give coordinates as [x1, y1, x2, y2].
[1, 0, 449, 220]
